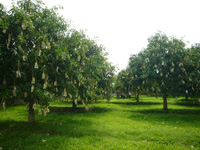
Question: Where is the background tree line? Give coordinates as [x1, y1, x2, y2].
[115, 32, 200, 110]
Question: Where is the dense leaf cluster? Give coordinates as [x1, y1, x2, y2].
[0, 0, 115, 122]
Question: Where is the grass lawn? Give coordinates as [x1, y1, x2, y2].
[0, 96, 200, 150]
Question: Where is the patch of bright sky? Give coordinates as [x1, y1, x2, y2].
[1, 0, 200, 72]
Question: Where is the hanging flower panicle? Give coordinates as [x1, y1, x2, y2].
[31, 77, 35, 84]
[33, 103, 36, 109]
[56, 67, 59, 72]
[24, 92, 27, 98]
[63, 88, 67, 97]
[31, 85, 34, 93]
[41, 41, 46, 49]
[16, 70, 21, 78]
[65, 73, 68, 78]
[38, 50, 42, 56]
[42, 71, 45, 79]
[54, 80, 57, 86]
[43, 82, 47, 89]
[38, 109, 42, 115]
[34, 60, 38, 69]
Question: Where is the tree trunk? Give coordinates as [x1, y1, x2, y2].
[136, 91, 139, 103]
[185, 95, 188, 100]
[28, 100, 35, 123]
[72, 99, 77, 110]
[163, 95, 168, 110]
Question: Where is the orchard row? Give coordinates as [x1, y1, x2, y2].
[116, 32, 200, 109]
[0, 0, 115, 122]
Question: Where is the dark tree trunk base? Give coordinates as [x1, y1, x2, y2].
[28, 100, 36, 123]
[72, 99, 77, 110]
[163, 96, 168, 110]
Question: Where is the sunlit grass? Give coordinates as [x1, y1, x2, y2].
[0, 96, 200, 150]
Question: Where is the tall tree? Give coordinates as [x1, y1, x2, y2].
[145, 32, 186, 110]
[0, 0, 67, 122]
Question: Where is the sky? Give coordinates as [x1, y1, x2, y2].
[1, 0, 200, 72]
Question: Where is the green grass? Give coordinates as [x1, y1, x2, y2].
[0, 96, 200, 150]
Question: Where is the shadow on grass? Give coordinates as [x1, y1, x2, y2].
[0, 117, 99, 150]
[128, 108, 200, 115]
[0, 117, 94, 137]
[90, 106, 113, 113]
[111, 101, 161, 106]
[173, 99, 200, 107]
[49, 106, 112, 114]
[127, 108, 200, 128]
[49, 107, 86, 113]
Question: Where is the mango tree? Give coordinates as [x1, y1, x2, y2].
[145, 32, 186, 110]
[128, 52, 146, 102]
[0, 0, 67, 122]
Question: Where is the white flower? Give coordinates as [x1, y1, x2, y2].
[23, 55, 27, 61]
[41, 41, 46, 49]
[31, 77, 35, 84]
[63, 88, 67, 97]
[22, 22, 26, 30]
[145, 58, 149, 63]
[43, 83, 47, 89]
[42, 71, 45, 79]
[179, 63, 183, 67]
[24, 92, 27, 98]
[65, 73, 68, 78]
[54, 81, 57, 86]
[38, 50, 42, 57]
[38, 109, 42, 115]
[46, 107, 50, 113]
[43, 109, 47, 116]
[32, 103, 36, 109]
[47, 42, 51, 49]
[77, 55, 81, 61]
[14, 50, 17, 55]
[74, 100, 77, 105]
[172, 62, 175, 67]
[16, 70, 21, 78]
[56, 66, 59, 72]
[34, 61, 38, 69]
[31, 85, 34, 93]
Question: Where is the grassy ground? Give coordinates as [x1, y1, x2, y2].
[0, 96, 200, 150]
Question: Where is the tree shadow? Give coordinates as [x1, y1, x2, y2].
[49, 107, 86, 113]
[0, 117, 98, 149]
[90, 106, 113, 113]
[49, 106, 112, 114]
[111, 101, 161, 106]
[174, 99, 200, 107]
[134, 108, 200, 114]
[127, 108, 200, 128]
